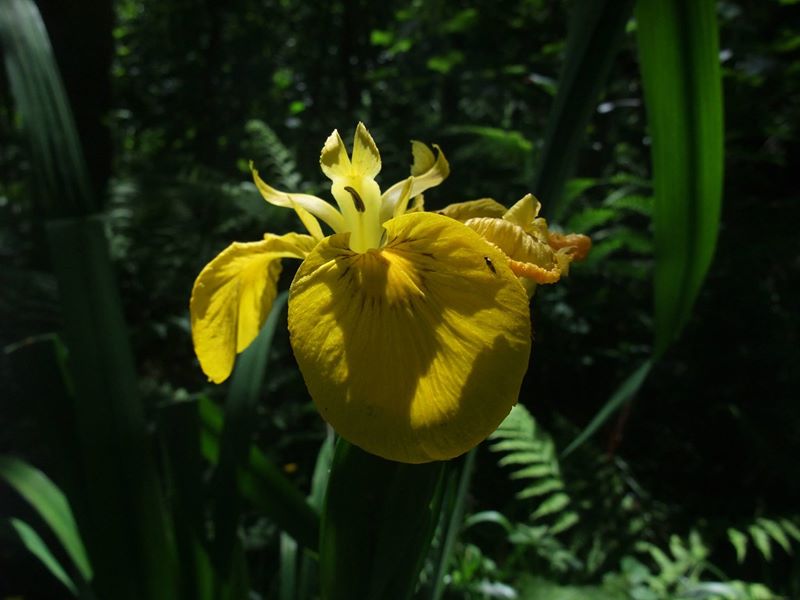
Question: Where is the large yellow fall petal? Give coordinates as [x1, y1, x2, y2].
[191, 232, 317, 383]
[288, 212, 531, 463]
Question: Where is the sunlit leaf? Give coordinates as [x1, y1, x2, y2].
[0, 456, 92, 581]
[636, 0, 725, 354]
[7, 518, 78, 596]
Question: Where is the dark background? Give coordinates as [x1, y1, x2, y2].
[2, 0, 798, 597]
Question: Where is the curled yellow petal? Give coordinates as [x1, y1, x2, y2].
[191, 232, 317, 383]
[380, 142, 450, 222]
[410, 140, 436, 175]
[438, 198, 508, 222]
[465, 217, 562, 284]
[458, 194, 592, 296]
[288, 212, 531, 463]
[548, 231, 592, 262]
[502, 193, 542, 231]
[251, 165, 344, 236]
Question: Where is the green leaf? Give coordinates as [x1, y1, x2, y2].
[319, 440, 445, 600]
[748, 525, 773, 561]
[308, 430, 335, 511]
[45, 216, 179, 600]
[158, 401, 217, 600]
[7, 518, 78, 596]
[757, 518, 792, 554]
[510, 464, 557, 479]
[210, 291, 288, 570]
[515, 575, 627, 600]
[564, 0, 724, 455]
[2, 0, 179, 595]
[728, 528, 749, 563]
[635, 0, 725, 355]
[198, 396, 320, 551]
[296, 430, 336, 600]
[430, 450, 477, 600]
[0, 456, 92, 581]
[549, 511, 580, 535]
[535, 0, 635, 220]
[566, 208, 618, 234]
[0, 0, 94, 217]
[531, 493, 571, 520]
[562, 359, 653, 457]
[515, 479, 564, 500]
[464, 510, 514, 534]
[279, 533, 298, 600]
[779, 519, 800, 543]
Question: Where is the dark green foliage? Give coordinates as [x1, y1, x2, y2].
[319, 440, 445, 600]
[2, 0, 799, 597]
[534, 0, 635, 219]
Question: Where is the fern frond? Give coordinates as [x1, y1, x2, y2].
[489, 404, 577, 534]
[244, 120, 303, 190]
[726, 516, 800, 564]
[627, 531, 782, 600]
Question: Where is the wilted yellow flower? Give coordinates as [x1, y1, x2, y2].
[439, 195, 591, 296]
[190, 123, 587, 463]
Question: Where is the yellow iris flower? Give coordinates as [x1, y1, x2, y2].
[190, 123, 589, 464]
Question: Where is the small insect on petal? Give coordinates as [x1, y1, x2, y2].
[484, 256, 497, 274]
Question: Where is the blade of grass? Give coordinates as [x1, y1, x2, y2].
[279, 533, 298, 600]
[636, 0, 724, 355]
[297, 429, 335, 600]
[210, 291, 288, 570]
[0, 456, 92, 581]
[6, 518, 79, 596]
[561, 359, 653, 458]
[430, 448, 477, 600]
[535, 0, 635, 220]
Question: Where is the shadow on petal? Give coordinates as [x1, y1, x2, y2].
[288, 213, 531, 463]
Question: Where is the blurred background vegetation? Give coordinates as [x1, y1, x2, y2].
[1, 0, 799, 598]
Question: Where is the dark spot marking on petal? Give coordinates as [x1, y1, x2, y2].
[344, 186, 366, 212]
[337, 265, 352, 281]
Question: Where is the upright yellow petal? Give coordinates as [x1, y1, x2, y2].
[350, 122, 381, 179]
[288, 212, 531, 463]
[191, 232, 317, 383]
[410, 140, 436, 175]
[380, 142, 450, 221]
[502, 193, 542, 231]
[319, 129, 351, 180]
